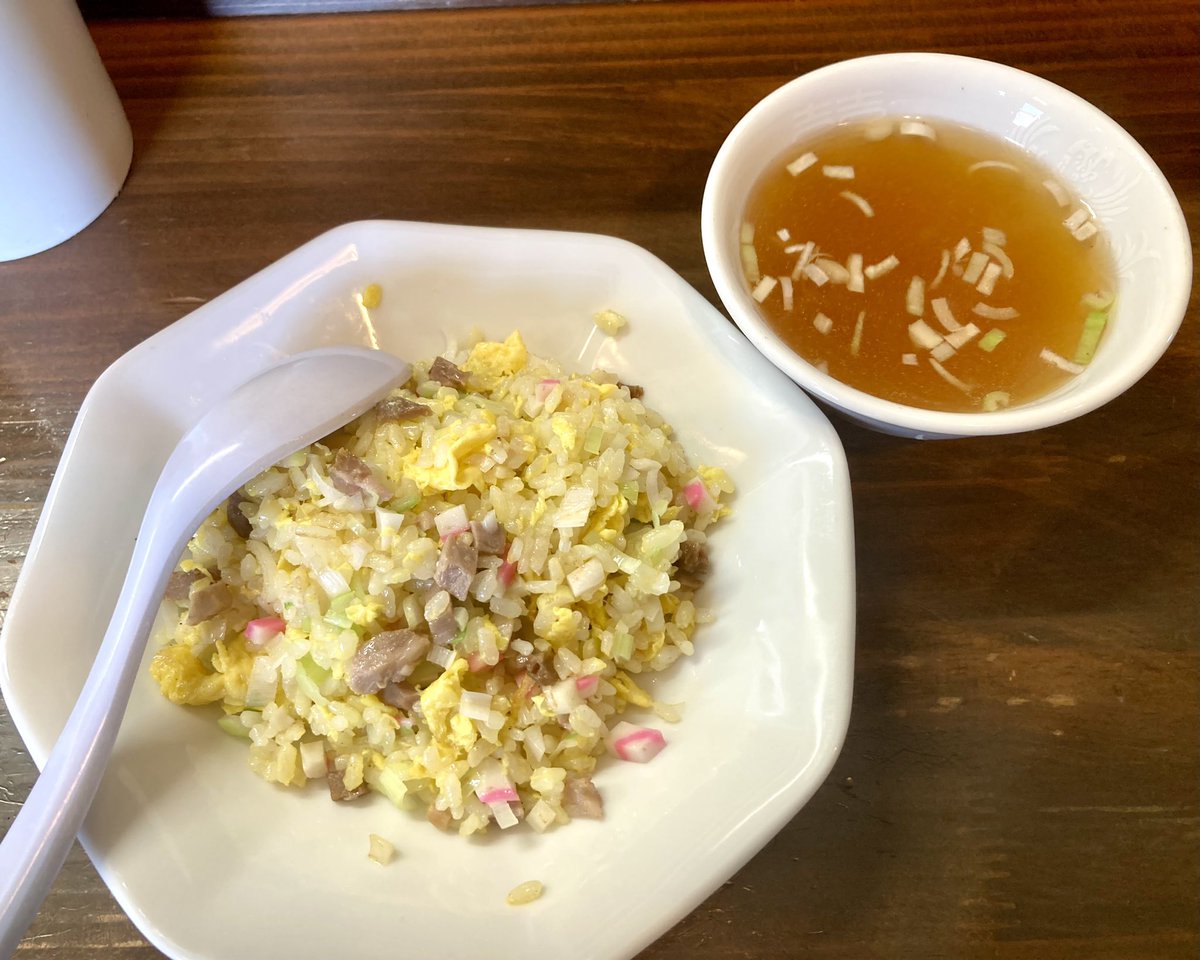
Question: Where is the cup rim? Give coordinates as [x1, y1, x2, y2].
[701, 52, 1192, 437]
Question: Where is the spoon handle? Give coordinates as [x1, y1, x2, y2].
[0, 505, 188, 957]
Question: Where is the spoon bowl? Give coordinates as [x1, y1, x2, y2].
[0, 345, 410, 955]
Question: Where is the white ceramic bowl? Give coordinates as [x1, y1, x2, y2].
[0, 221, 854, 960]
[701, 53, 1192, 439]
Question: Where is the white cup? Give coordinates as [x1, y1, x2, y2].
[0, 0, 132, 262]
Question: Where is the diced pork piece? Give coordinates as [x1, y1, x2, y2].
[346, 629, 431, 694]
[379, 681, 420, 712]
[427, 806, 453, 831]
[326, 753, 370, 802]
[226, 492, 254, 538]
[618, 381, 645, 399]
[470, 512, 506, 555]
[165, 569, 203, 602]
[186, 582, 232, 625]
[427, 606, 459, 646]
[375, 395, 430, 423]
[434, 531, 478, 601]
[562, 775, 604, 819]
[428, 356, 468, 389]
[329, 449, 390, 500]
[675, 539, 710, 589]
[507, 649, 554, 686]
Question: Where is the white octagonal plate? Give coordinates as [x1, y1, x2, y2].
[0, 221, 854, 960]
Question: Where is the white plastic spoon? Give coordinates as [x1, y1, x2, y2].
[0, 345, 411, 956]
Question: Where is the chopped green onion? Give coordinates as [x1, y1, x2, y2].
[612, 631, 635, 661]
[982, 391, 1011, 412]
[299, 654, 332, 685]
[583, 425, 604, 455]
[977, 329, 1007, 352]
[217, 714, 251, 739]
[324, 592, 355, 629]
[387, 494, 421, 512]
[1072, 311, 1108, 364]
[376, 767, 410, 807]
[620, 481, 640, 504]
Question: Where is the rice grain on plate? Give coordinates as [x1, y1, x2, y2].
[150, 330, 732, 836]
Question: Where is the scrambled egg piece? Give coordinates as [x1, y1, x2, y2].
[401, 417, 497, 491]
[420, 660, 476, 753]
[610, 670, 654, 708]
[550, 414, 578, 455]
[463, 331, 528, 391]
[150, 645, 225, 705]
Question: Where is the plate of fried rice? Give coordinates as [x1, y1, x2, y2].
[0, 221, 854, 960]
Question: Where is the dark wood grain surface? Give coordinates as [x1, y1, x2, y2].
[1, 1, 1197, 956]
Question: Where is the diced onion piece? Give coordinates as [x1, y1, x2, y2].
[962, 252, 989, 285]
[608, 721, 667, 762]
[953, 237, 971, 263]
[566, 557, 605, 598]
[460, 690, 494, 722]
[435, 504, 469, 538]
[973, 303, 1020, 321]
[786, 152, 818, 176]
[813, 312, 833, 335]
[907, 318, 943, 350]
[244, 657, 277, 709]
[976, 261, 1003, 296]
[426, 645, 456, 669]
[490, 801, 519, 830]
[740, 222, 754, 243]
[1040, 348, 1085, 375]
[929, 249, 950, 290]
[982, 241, 1014, 279]
[931, 297, 960, 332]
[982, 227, 1007, 246]
[534, 378, 560, 402]
[863, 118, 894, 141]
[814, 258, 850, 284]
[1073, 311, 1108, 364]
[847, 253, 864, 293]
[901, 353, 918, 366]
[899, 119, 936, 139]
[822, 164, 855, 179]
[905, 276, 925, 316]
[977, 329, 1007, 352]
[930, 341, 956, 362]
[780, 275, 794, 312]
[740, 243, 760, 285]
[751, 275, 778, 302]
[864, 254, 899, 280]
[929, 357, 971, 393]
[968, 160, 1019, 175]
[368, 834, 395, 865]
[1043, 178, 1069, 206]
[790, 241, 816, 280]
[1072, 221, 1098, 242]
[1063, 208, 1089, 231]
[982, 391, 1012, 412]
[554, 486, 595, 529]
[850, 311, 865, 356]
[299, 741, 326, 779]
[803, 262, 829, 287]
[945, 322, 981, 349]
[776, 227, 791, 242]
[839, 190, 875, 218]
[1081, 290, 1114, 311]
[507, 880, 544, 906]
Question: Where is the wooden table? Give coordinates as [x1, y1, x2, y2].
[2, 1, 1197, 956]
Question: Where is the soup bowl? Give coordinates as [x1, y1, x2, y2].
[701, 52, 1191, 439]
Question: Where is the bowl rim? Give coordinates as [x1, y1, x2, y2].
[701, 51, 1193, 438]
